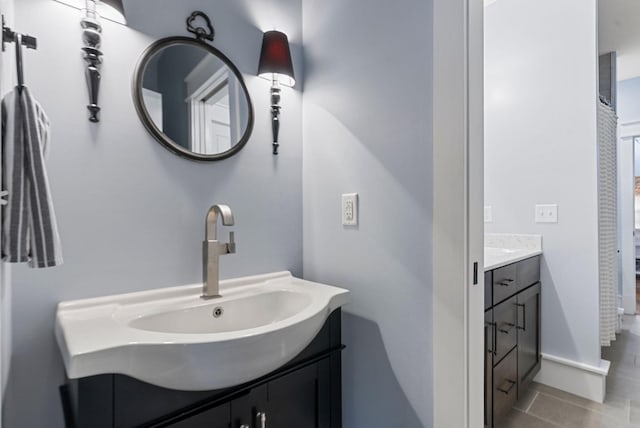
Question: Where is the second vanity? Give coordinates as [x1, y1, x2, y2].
[484, 234, 542, 428]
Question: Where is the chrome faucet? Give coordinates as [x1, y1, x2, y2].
[202, 204, 236, 299]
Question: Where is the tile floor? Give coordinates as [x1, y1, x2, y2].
[501, 315, 640, 427]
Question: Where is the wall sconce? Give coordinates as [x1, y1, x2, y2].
[80, 0, 126, 122]
[257, 30, 295, 155]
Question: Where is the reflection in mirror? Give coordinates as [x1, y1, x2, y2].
[135, 39, 253, 161]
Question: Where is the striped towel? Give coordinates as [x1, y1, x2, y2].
[1, 86, 62, 268]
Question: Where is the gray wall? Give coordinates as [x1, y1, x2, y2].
[302, 0, 433, 426]
[484, 0, 601, 367]
[5, 0, 302, 426]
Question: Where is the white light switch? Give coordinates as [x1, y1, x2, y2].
[342, 193, 358, 226]
[484, 206, 493, 223]
[535, 204, 558, 223]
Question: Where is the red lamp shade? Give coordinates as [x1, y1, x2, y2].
[258, 30, 295, 86]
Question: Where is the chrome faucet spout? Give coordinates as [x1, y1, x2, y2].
[205, 204, 234, 240]
[202, 204, 236, 300]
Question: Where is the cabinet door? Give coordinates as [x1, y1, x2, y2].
[267, 364, 320, 428]
[168, 403, 231, 428]
[484, 310, 494, 428]
[517, 282, 541, 393]
[230, 385, 268, 428]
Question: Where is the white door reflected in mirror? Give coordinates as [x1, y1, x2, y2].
[184, 58, 243, 155]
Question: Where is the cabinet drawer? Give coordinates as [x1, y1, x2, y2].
[169, 403, 230, 428]
[493, 264, 517, 304]
[494, 296, 517, 364]
[493, 348, 518, 426]
[485, 271, 493, 310]
[517, 256, 540, 291]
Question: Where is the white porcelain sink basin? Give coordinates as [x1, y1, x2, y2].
[127, 290, 312, 334]
[55, 272, 349, 391]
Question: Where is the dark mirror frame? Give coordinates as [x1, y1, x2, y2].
[132, 36, 255, 161]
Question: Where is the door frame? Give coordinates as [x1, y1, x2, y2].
[619, 120, 640, 314]
[433, 0, 484, 426]
[0, 2, 15, 426]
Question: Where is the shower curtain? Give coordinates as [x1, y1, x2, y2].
[599, 99, 619, 347]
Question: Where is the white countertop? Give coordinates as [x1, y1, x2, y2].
[484, 233, 543, 271]
[484, 247, 542, 271]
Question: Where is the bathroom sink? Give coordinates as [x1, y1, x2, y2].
[55, 271, 349, 391]
[127, 289, 312, 334]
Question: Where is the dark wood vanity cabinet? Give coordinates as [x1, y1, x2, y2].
[485, 256, 541, 428]
[60, 310, 343, 428]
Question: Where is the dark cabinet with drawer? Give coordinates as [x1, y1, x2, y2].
[484, 256, 541, 428]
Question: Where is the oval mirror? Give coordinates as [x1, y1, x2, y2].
[133, 37, 254, 161]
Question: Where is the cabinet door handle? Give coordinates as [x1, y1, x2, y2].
[497, 379, 516, 395]
[498, 322, 515, 334]
[486, 322, 497, 356]
[240, 425, 250, 428]
[497, 279, 515, 287]
[256, 412, 266, 428]
[516, 303, 526, 331]
[492, 322, 497, 355]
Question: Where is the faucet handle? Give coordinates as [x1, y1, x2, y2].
[227, 231, 236, 253]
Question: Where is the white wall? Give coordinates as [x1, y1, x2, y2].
[302, 0, 433, 426]
[485, 0, 601, 368]
[5, 1, 303, 426]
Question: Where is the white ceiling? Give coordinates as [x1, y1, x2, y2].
[599, 0, 640, 81]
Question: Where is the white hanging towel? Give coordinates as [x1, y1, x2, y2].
[1, 86, 62, 268]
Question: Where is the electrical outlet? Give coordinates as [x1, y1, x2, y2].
[484, 206, 493, 223]
[342, 193, 358, 226]
[535, 204, 558, 223]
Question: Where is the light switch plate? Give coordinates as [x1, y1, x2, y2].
[535, 204, 558, 223]
[484, 206, 493, 223]
[342, 193, 358, 226]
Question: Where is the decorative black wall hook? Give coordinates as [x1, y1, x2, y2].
[186, 11, 214, 42]
[2, 15, 37, 90]
[2, 15, 37, 52]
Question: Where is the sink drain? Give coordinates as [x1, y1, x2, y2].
[212, 307, 224, 318]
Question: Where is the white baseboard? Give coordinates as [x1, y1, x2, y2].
[534, 353, 610, 403]
[622, 294, 636, 315]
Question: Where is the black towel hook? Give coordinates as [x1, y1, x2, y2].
[1, 14, 37, 91]
[15, 33, 24, 89]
